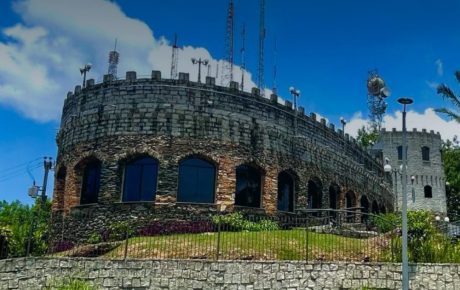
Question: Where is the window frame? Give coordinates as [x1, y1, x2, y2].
[79, 160, 101, 205]
[277, 171, 295, 212]
[234, 164, 263, 208]
[177, 156, 217, 204]
[121, 156, 159, 202]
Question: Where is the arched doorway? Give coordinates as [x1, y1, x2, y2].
[307, 178, 323, 211]
[360, 195, 370, 223]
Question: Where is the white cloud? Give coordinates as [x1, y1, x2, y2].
[346, 108, 459, 141]
[0, 0, 265, 122]
[435, 59, 443, 77]
[426, 80, 438, 90]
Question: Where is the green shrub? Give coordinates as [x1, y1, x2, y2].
[86, 232, 102, 244]
[370, 212, 399, 233]
[105, 221, 135, 241]
[46, 278, 96, 290]
[212, 212, 279, 231]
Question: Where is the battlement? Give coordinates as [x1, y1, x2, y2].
[64, 70, 372, 158]
[381, 127, 442, 139]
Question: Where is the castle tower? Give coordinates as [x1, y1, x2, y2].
[376, 128, 447, 213]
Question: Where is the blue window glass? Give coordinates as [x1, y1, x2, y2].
[122, 157, 158, 202]
[235, 165, 261, 207]
[277, 172, 294, 212]
[178, 158, 216, 203]
[80, 161, 101, 204]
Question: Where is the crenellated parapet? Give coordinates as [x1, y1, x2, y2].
[51, 70, 394, 242]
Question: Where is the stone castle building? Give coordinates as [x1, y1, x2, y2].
[375, 128, 447, 213]
[51, 71, 393, 240]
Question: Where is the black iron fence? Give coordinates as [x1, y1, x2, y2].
[33, 209, 397, 262]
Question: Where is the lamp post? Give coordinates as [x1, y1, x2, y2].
[80, 63, 92, 88]
[191, 58, 209, 83]
[340, 117, 347, 135]
[398, 97, 413, 290]
[289, 86, 301, 136]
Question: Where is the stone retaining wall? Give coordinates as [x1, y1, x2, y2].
[0, 257, 458, 290]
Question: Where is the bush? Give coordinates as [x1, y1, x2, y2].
[100, 221, 135, 242]
[212, 212, 279, 231]
[370, 213, 399, 233]
[138, 220, 214, 236]
[46, 278, 96, 290]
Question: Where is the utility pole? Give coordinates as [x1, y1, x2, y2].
[41, 157, 53, 205]
[191, 58, 209, 83]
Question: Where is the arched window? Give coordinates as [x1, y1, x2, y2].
[122, 156, 158, 202]
[235, 165, 262, 208]
[80, 161, 101, 204]
[329, 184, 340, 210]
[277, 171, 294, 212]
[360, 195, 370, 223]
[307, 179, 322, 209]
[178, 157, 216, 203]
[424, 185, 433, 198]
[422, 146, 430, 161]
[372, 200, 379, 214]
[345, 191, 356, 209]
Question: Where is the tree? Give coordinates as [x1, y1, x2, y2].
[0, 199, 51, 257]
[441, 138, 460, 218]
[436, 71, 460, 123]
[356, 126, 379, 148]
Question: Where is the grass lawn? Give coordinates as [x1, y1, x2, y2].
[103, 229, 392, 262]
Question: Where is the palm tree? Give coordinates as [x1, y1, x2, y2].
[436, 71, 460, 123]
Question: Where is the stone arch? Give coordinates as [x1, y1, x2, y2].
[360, 195, 370, 223]
[329, 183, 340, 210]
[71, 156, 102, 208]
[176, 152, 219, 169]
[307, 177, 323, 210]
[379, 203, 387, 214]
[277, 170, 296, 212]
[119, 154, 160, 202]
[177, 155, 217, 204]
[344, 190, 357, 209]
[235, 163, 264, 208]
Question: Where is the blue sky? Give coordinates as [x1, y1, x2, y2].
[0, 0, 459, 204]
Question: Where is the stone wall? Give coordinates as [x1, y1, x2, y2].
[52, 71, 393, 240]
[377, 129, 447, 213]
[1, 257, 459, 290]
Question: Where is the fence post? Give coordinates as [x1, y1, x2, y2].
[216, 222, 221, 260]
[305, 217, 309, 262]
[123, 227, 129, 261]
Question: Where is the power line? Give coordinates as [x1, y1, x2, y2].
[0, 163, 42, 183]
[0, 158, 41, 174]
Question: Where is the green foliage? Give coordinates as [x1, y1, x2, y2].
[0, 199, 51, 257]
[356, 126, 379, 148]
[212, 212, 279, 231]
[370, 212, 399, 233]
[107, 221, 135, 241]
[86, 232, 102, 244]
[436, 71, 460, 123]
[442, 138, 460, 218]
[46, 278, 96, 290]
[381, 210, 460, 263]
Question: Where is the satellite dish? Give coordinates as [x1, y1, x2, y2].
[380, 87, 391, 98]
[367, 76, 385, 97]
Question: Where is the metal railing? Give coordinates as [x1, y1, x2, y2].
[37, 209, 397, 262]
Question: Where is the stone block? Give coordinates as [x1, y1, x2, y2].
[86, 79, 95, 88]
[206, 76, 215, 85]
[310, 112, 317, 121]
[151, 70, 161, 80]
[270, 94, 278, 103]
[230, 81, 239, 90]
[178, 72, 189, 81]
[103, 74, 114, 83]
[251, 87, 260, 96]
[126, 71, 137, 81]
[74, 85, 81, 94]
[285, 100, 293, 109]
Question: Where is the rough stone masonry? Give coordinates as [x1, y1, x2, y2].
[1, 258, 459, 290]
[51, 71, 393, 242]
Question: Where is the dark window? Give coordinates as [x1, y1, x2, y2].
[308, 180, 323, 209]
[122, 157, 158, 202]
[80, 161, 101, 204]
[424, 185, 433, 198]
[422, 146, 430, 161]
[397, 146, 408, 160]
[277, 172, 294, 212]
[372, 200, 379, 214]
[178, 157, 216, 203]
[235, 165, 262, 207]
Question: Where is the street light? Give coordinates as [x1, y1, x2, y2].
[80, 63, 92, 88]
[191, 58, 209, 83]
[289, 86, 301, 136]
[340, 117, 347, 135]
[398, 97, 413, 290]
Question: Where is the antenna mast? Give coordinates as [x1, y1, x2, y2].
[170, 34, 179, 79]
[240, 24, 246, 91]
[222, 0, 234, 86]
[108, 39, 119, 79]
[258, 0, 266, 95]
[272, 37, 277, 95]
